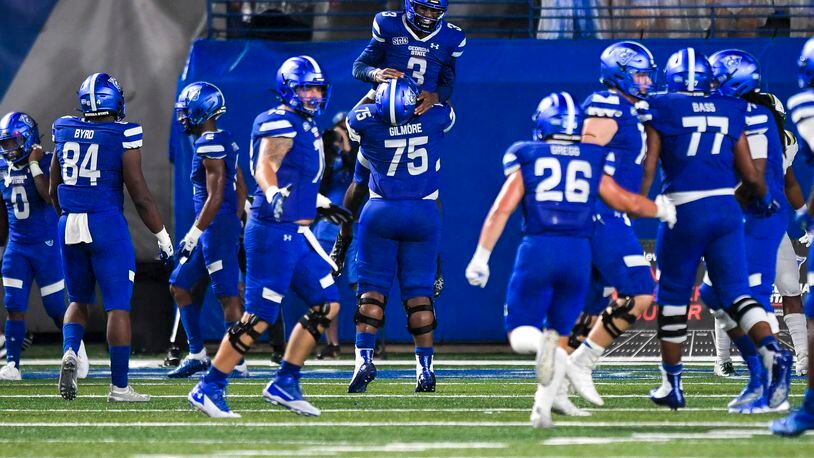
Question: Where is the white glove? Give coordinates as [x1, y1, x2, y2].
[465, 246, 491, 288]
[154, 227, 174, 263]
[655, 195, 677, 229]
[265, 185, 291, 222]
[177, 225, 203, 264]
[799, 232, 813, 248]
[316, 193, 332, 209]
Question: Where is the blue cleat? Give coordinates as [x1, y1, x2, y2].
[728, 394, 768, 414]
[168, 356, 210, 378]
[770, 409, 814, 437]
[188, 381, 240, 418]
[650, 371, 685, 410]
[415, 369, 436, 392]
[348, 362, 377, 393]
[766, 351, 793, 409]
[729, 355, 764, 409]
[263, 375, 320, 416]
[231, 361, 250, 378]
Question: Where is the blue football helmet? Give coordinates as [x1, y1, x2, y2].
[404, 0, 447, 33]
[709, 49, 761, 98]
[798, 37, 814, 88]
[77, 72, 125, 120]
[276, 55, 331, 117]
[664, 48, 713, 94]
[0, 112, 40, 165]
[532, 92, 582, 142]
[375, 77, 420, 126]
[175, 82, 226, 134]
[599, 41, 657, 99]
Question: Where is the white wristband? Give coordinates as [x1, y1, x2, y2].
[473, 245, 492, 265]
[29, 162, 43, 177]
[316, 193, 332, 209]
[154, 227, 171, 246]
[185, 225, 203, 242]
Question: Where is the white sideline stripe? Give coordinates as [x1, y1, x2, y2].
[0, 394, 802, 399]
[40, 280, 65, 296]
[0, 421, 783, 428]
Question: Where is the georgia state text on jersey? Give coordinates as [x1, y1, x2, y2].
[647, 93, 747, 197]
[52, 116, 143, 213]
[502, 141, 611, 238]
[581, 90, 646, 214]
[250, 108, 324, 222]
[347, 103, 454, 200]
[0, 154, 58, 243]
[744, 102, 786, 215]
[354, 11, 466, 96]
[191, 130, 240, 216]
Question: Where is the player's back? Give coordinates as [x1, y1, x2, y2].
[648, 92, 747, 196]
[371, 11, 466, 93]
[347, 102, 454, 200]
[503, 141, 608, 238]
[745, 102, 786, 215]
[0, 154, 58, 243]
[191, 129, 239, 217]
[52, 116, 142, 214]
[250, 107, 323, 223]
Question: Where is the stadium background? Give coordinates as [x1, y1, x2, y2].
[0, 0, 811, 350]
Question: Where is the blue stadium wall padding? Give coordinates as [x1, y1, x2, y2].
[172, 37, 810, 343]
[0, 0, 58, 98]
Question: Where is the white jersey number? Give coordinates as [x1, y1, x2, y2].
[682, 116, 729, 156]
[534, 158, 592, 203]
[407, 57, 427, 86]
[11, 186, 29, 220]
[62, 142, 101, 186]
[385, 136, 428, 176]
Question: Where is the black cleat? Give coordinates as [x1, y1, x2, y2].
[163, 344, 182, 367]
[59, 350, 78, 401]
[316, 344, 340, 360]
[415, 370, 436, 393]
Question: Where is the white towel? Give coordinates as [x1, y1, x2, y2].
[64, 213, 93, 245]
[298, 226, 338, 272]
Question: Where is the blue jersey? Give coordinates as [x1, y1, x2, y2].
[503, 141, 610, 238]
[647, 93, 747, 195]
[347, 103, 455, 200]
[788, 89, 814, 149]
[191, 130, 240, 217]
[52, 116, 143, 214]
[0, 154, 58, 244]
[745, 102, 786, 215]
[250, 107, 324, 222]
[353, 11, 466, 97]
[582, 90, 646, 215]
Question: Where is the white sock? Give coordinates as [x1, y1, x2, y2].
[714, 317, 732, 362]
[784, 313, 808, 358]
[509, 326, 543, 354]
[188, 349, 207, 360]
[572, 338, 603, 369]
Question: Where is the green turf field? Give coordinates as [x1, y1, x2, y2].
[0, 358, 812, 457]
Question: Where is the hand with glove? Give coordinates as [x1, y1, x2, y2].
[749, 191, 781, 217]
[329, 232, 351, 277]
[177, 225, 202, 264]
[465, 246, 491, 288]
[655, 195, 677, 229]
[317, 193, 353, 225]
[265, 185, 291, 222]
[796, 205, 814, 234]
[154, 227, 174, 266]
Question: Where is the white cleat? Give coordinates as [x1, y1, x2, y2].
[552, 380, 590, 417]
[796, 354, 808, 377]
[232, 361, 250, 378]
[530, 385, 554, 428]
[0, 362, 22, 381]
[565, 355, 604, 406]
[77, 341, 89, 379]
[767, 400, 791, 413]
[535, 330, 559, 386]
[713, 359, 736, 377]
[108, 385, 150, 402]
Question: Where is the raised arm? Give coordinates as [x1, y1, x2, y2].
[28, 146, 50, 203]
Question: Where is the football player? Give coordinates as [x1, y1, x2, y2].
[642, 48, 791, 411]
[167, 82, 249, 378]
[771, 37, 814, 436]
[562, 41, 660, 407]
[352, 0, 465, 115]
[465, 92, 675, 427]
[337, 77, 453, 394]
[188, 56, 351, 418]
[52, 73, 174, 401]
[0, 112, 87, 380]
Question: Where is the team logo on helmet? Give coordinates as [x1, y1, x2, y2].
[186, 85, 202, 102]
[723, 55, 743, 73]
[18, 114, 33, 127]
[615, 48, 637, 66]
[108, 76, 122, 91]
[405, 90, 417, 106]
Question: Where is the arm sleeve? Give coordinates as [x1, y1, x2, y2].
[122, 124, 143, 150]
[436, 59, 456, 103]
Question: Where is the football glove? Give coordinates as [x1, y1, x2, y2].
[155, 227, 174, 266]
[177, 225, 202, 264]
[265, 185, 291, 222]
[465, 246, 491, 288]
[655, 195, 677, 229]
[750, 191, 781, 217]
[316, 193, 353, 225]
[796, 206, 814, 233]
[329, 233, 352, 277]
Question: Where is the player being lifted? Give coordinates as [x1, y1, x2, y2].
[335, 77, 454, 393]
[466, 92, 675, 427]
[167, 82, 248, 379]
[53, 73, 174, 401]
[642, 48, 791, 411]
[772, 37, 814, 436]
[562, 41, 660, 407]
[352, 0, 465, 113]
[188, 56, 351, 418]
[0, 112, 87, 381]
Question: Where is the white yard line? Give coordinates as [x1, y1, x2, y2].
[0, 421, 781, 428]
[0, 407, 736, 414]
[0, 393, 802, 399]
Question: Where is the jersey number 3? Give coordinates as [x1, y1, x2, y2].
[62, 142, 101, 186]
[534, 158, 592, 203]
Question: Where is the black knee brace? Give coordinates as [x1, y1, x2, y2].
[355, 295, 386, 328]
[601, 296, 637, 339]
[299, 303, 332, 342]
[726, 296, 763, 326]
[568, 312, 594, 349]
[227, 314, 263, 355]
[404, 299, 437, 336]
[656, 304, 688, 343]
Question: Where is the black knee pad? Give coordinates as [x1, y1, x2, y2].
[404, 299, 437, 336]
[227, 314, 264, 355]
[726, 296, 764, 330]
[355, 295, 386, 328]
[600, 296, 637, 339]
[299, 303, 332, 342]
[568, 312, 594, 349]
[656, 304, 688, 344]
